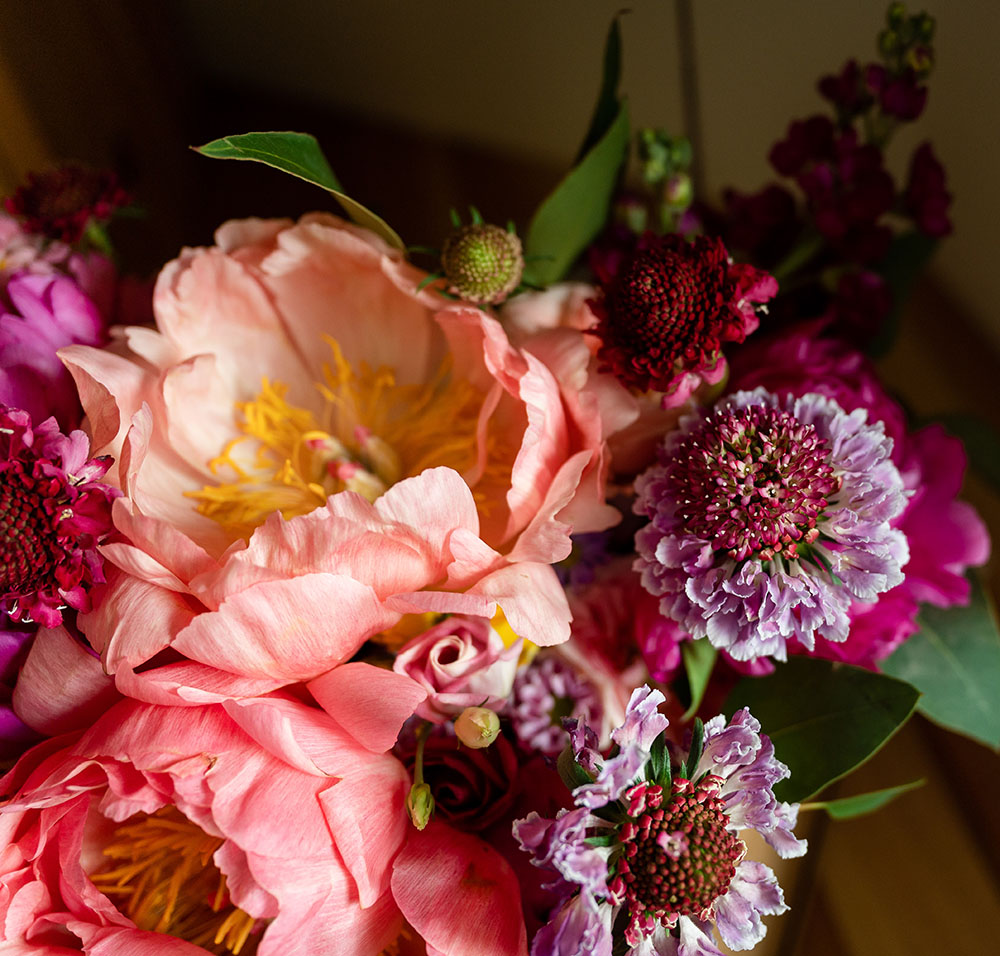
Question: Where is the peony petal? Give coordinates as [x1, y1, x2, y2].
[392, 823, 528, 956]
[308, 663, 427, 753]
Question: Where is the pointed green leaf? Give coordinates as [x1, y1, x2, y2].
[646, 732, 671, 789]
[681, 718, 705, 781]
[522, 103, 630, 287]
[807, 779, 925, 820]
[194, 132, 403, 250]
[680, 639, 717, 721]
[725, 657, 920, 803]
[881, 575, 1000, 749]
[575, 15, 624, 162]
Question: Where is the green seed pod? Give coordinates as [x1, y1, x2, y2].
[441, 224, 524, 305]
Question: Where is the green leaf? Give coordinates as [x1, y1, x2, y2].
[806, 779, 925, 820]
[194, 132, 404, 250]
[522, 103, 630, 287]
[646, 732, 671, 789]
[556, 743, 594, 792]
[724, 657, 920, 803]
[680, 639, 717, 721]
[935, 413, 1000, 491]
[881, 575, 1000, 749]
[868, 230, 938, 357]
[681, 718, 705, 781]
[575, 15, 624, 162]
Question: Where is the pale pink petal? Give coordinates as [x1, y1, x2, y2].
[172, 574, 398, 680]
[308, 663, 427, 753]
[469, 563, 571, 647]
[12, 627, 120, 735]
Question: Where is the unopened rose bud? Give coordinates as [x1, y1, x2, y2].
[454, 706, 501, 749]
[406, 781, 435, 830]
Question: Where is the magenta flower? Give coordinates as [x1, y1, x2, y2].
[0, 405, 117, 627]
[514, 687, 805, 955]
[587, 233, 777, 407]
[635, 389, 909, 662]
[728, 328, 989, 667]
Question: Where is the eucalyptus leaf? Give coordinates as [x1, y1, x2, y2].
[807, 779, 925, 820]
[680, 639, 717, 721]
[522, 103, 630, 287]
[882, 575, 1000, 749]
[725, 657, 920, 803]
[194, 131, 404, 250]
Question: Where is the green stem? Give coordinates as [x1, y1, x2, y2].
[772, 230, 825, 282]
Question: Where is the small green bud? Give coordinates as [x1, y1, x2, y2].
[406, 781, 435, 830]
[887, 3, 907, 29]
[440, 223, 524, 305]
[454, 706, 501, 749]
[663, 172, 693, 209]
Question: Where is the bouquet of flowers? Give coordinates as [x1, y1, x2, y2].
[0, 5, 995, 955]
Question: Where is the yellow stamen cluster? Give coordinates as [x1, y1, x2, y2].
[90, 807, 261, 954]
[188, 338, 489, 539]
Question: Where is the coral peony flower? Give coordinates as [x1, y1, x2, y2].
[514, 687, 805, 956]
[393, 614, 520, 722]
[60, 214, 621, 690]
[0, 693, 413, 955]
[728, 327, 989, 666]
[587, 234, 777, 407]
[635, 389, 909, 662]
[0, 405, 117, 628]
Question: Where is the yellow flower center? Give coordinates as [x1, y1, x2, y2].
[90, 807, 261, 954]
[188, 338, 494, 540]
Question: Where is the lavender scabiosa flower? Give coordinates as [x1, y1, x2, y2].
[634, 388, 909, 662]
[0, 405, 118, 627]
[514, 687, 805, 956]
[509, 653, 604, 758]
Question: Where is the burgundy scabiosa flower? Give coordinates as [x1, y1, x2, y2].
[634, 389, 909, 662]
[514, 686, 806, 956]
[4, 165, 130, 245]
[588, 234, 777, 407]
[0, 405, 117, 627]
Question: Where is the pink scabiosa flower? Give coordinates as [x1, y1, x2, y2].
[58, 214, 623, 693]
[3, 165, 130, 244]
[587, 233, 777, 407]
[0, 405, 117, 628]
[635, 389, 909, 662]
[514, 687, 806, 956]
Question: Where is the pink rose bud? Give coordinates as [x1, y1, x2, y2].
[454, 707, 501, 749]
[393, 615, 520, 722]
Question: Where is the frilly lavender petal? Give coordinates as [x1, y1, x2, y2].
[635, 388, 909, 662]
[513, 807, 610, 895]
[0, 405, 118, 627]
[711, 861, 788, 951]
[531, 893, 614, 956]
[573, 686, 668, 810]
[694, 708, 807, 859]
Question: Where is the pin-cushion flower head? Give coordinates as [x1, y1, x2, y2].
[588, 234, 777, 407]
[634, 388, 909, 662]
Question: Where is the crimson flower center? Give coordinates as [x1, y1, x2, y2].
[667, 403, 841, 561]
[0, 463, 65, 594]
[616, 778, 743, 920]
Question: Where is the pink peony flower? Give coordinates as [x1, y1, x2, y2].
[0, 688, 529, 956]
[728, 326, 990, 666]
[59, 214, 622, 693]
[393, 614, 520, 722]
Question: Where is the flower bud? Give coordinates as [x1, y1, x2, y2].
[441, 224, 524, 305]
[406, 781, 435, 830]
[454, 706, 501, 749]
